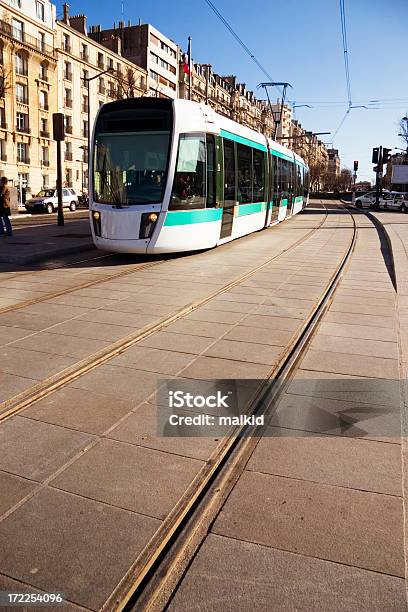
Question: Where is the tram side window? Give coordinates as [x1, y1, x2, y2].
[237, 144, 252, 204]
[253, 149, 265, 202]
[297, 166, 302, 197]
[223, 139, 236, 205]
[170, 134, 206, 210]
[206, 134, 216, 207]
[272, 155, 280, 199]
[281, 160, 288, 200]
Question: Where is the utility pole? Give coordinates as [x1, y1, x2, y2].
[374, 146, 383, 209]
[53, 113, 65, 226]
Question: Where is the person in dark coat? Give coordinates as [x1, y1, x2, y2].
[0, 177, 12, 236]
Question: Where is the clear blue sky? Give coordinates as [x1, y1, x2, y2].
[58, 0, 408, 183]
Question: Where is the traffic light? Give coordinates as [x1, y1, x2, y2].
[382, 148, 391, 165]
[353, 160, 359, 172]
[372, 147, 379, 164]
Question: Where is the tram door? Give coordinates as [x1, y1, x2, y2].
[220, 139, 235, 239]
[269, 155, 280, 224]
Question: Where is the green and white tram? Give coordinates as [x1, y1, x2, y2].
[90, 98, 309, 254]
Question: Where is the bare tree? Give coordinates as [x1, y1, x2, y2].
[113, 68, 148, 100]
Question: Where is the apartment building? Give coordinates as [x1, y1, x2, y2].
[89, 21, 178, 99]
[57, 4, 148, 194]
[0, 0, 57, 202]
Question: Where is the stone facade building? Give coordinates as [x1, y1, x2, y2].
[89, 21, 178, 99]
[0, 0, 57, 202]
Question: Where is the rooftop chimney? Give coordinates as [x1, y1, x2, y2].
[62, 2, 69, 24]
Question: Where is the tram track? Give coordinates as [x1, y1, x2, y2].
[0, 204, 330, 422]
[97, 204, 359, 612]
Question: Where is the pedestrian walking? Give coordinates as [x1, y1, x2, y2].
[0, 177, 12, 237]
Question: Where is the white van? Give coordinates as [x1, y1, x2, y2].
[25, 189, 78, 214]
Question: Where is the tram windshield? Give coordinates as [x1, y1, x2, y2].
[93, 106, 172, 205]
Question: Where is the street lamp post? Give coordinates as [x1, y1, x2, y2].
[82, 67, 114, 191]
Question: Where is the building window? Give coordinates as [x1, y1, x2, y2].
[81, 43, 88, 61]
[65, 141, 72, 161]
[16, 83, 28, 104]
[39, 32, 45, 52]
[63, 34, 71, 53]
[15, 51, 28, 76]
[150, 33, 159, 46]
[12, 19, 24, 42]
[39, 61, 48, 81]
[41, 146, 49, 165]
[0, 108, 6, 128]
[83, 120, 88, 138]
[17, 142, 29, 163]
[108, 58, 113, 70]
[64, 61, 72, 80]
[39, 90, 48, 109]
[40, 117, 49, 137]
[42, 174, 49, 187]
[97, 52, 104, 69]
[64, 88, 72, 108]
[16, 112, 29, 133]
[64, 116, 72, 134]
[99, 77, 105, 95]
[36, 1, 45, 21]
[0, 139, 6, 161]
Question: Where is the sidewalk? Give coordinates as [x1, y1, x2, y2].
[0, 218, 93, 265]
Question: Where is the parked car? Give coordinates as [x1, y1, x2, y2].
[25, 188, 79, 214]
[355, 191, 377, 208]
[381, 192, 408, 212]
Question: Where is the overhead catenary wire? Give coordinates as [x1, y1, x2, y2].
[203, 0, 285, 100]
[332, 0, 353, 143]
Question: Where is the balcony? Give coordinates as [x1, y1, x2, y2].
[17, 157, 30, 165]
[40, 130, 50, 138]
[65, 125, 73, 134]
[39, 73, 48, 82]
[16, 125, 30, 134]
[0, 20, 56, 58]
[65, 152, 73, 161]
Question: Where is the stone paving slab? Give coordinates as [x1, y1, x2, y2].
[212, 471, 404, 576]
[51, 439, 203, 520]
[247, 427, 402, 495]
[168, 534, 406, 612]
[0, 488, 160, 610]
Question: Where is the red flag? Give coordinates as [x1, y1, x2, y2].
[183, 53, 190, 75]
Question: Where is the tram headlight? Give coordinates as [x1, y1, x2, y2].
[140, 212, 159, 239]
[92, 210, 102, 237]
